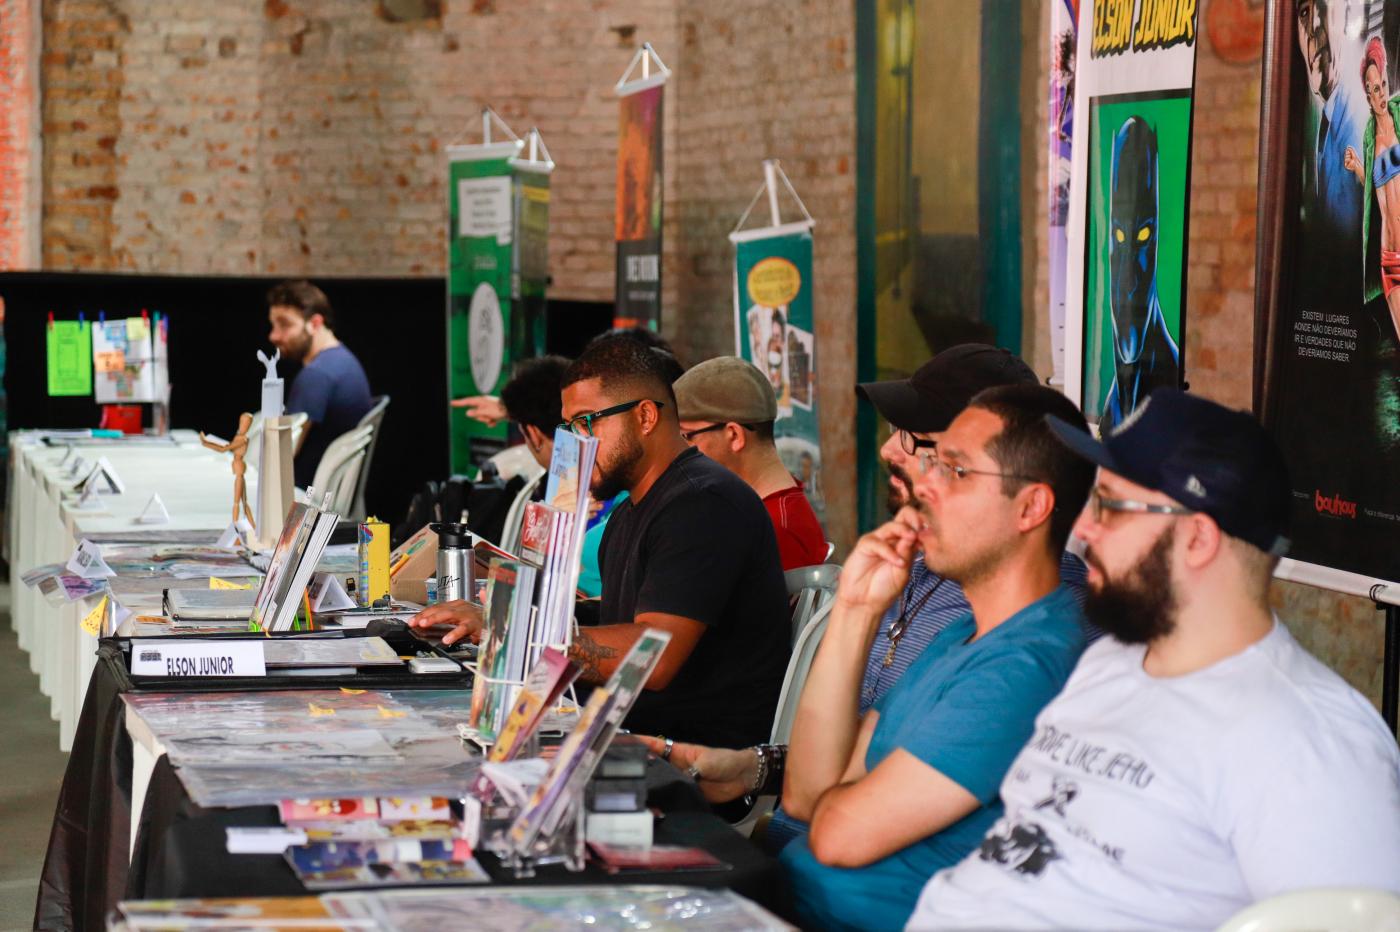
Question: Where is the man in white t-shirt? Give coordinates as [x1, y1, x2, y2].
[908, 389, 1400, 931]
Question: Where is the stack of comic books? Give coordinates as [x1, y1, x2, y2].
[250, 496, 340, 632]
[469, 558, 538, 742]
[524, 428, 598, 668]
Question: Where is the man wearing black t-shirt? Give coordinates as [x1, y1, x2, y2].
[412, 336, 790, 749]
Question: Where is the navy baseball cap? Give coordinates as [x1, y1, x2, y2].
[1047, 389, 1292, 556]
[857, 344, 1039, 433]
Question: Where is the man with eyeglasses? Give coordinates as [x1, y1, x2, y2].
[907, 389, 1400, 930]
[640, 345, 1090, 850]
[415, 335, 790, 749]
[779, 384, 1096, 931]
[672, 356, 826, 570]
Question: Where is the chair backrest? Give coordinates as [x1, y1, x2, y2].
[486, 444, 546, 483]
[769, 598, 833, 746]
[499, 471, 546, 553]
[785, 562, 841, 646]
[287, 412, 310, 454]
[309, 426, 373, 515]
[350, 395, 390, 521]
[1215, 888, 1400, 932]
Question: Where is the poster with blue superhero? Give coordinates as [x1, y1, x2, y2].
[1256, 0, 1400, 592]
[1063, 0, 1199, 429]
[1082, 91, 1190, 423]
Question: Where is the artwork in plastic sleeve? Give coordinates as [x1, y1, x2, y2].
[747, 304, 791, 414]
[1082, 91, 1189, 427]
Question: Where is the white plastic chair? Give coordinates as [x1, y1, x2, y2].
[499, 471, 546, 553]
[1215, 888, 1400, 932]
[732, 598, 835, 836]
[349, 395, 390, 521]
[306, 425, 372, 516]
[486, 444, 546, 483]
[786, 563, 841, 646]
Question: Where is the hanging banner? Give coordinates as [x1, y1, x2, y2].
[614, 44, 669, 331]
[1048, 0, 1080, 387]
[731, 162, 823, 519]
[446, 114, 554, 474]
[1064, 0, 1199, 429]
[1255, 0, 1400, 596]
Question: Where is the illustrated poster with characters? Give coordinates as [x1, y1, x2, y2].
[1258, 0, 1400, 587]
[732, 223, 825, 519]
[1063, 0, 1200, 429]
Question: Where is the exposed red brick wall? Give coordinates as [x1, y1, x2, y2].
[0, 0, 38, 269]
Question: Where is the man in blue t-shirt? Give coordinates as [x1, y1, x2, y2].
[267, 280, 373, 488]
[778, 384, 1097, 932]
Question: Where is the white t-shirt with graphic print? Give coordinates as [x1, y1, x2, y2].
[906, 620, 1400, 932]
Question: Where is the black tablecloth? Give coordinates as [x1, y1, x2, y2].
[34, 661, 781, 928]
[124, 755, 779, 908]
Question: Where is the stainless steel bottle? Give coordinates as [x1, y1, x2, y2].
[431, 522, 474, 604]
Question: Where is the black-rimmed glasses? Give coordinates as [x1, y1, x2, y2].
[681, 422, 761, 444]
[559, 399, 665, 438]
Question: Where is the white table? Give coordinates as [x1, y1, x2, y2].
[6, 432, 243, 749]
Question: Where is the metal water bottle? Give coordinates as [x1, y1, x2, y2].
[431, 522, 473, 604]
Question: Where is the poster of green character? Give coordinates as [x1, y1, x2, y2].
[1082, 90, 1191, 427]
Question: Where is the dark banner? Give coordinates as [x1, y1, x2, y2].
[1258, 0, 1400, 587]
[614, 82, 664, 330]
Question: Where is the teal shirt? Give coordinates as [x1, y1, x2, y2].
[576, 492, 626, 598]
[779, 585, 1087, 932]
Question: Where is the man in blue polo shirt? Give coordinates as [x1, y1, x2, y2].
[267, 280, 373, 488]
[779, 384, 1096, 931]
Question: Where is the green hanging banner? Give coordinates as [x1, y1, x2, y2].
[446, 112, 554, 474]
[731, 161, 823, 519]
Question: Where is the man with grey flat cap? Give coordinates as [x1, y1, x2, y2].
[674, 356, 826, 570]
[909, 388, 1400, 931]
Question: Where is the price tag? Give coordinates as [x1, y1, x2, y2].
[81, 596, 108, 636]
[66, 539, 115, 578]
[130, 639, 266, 678]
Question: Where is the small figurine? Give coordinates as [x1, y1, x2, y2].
[201, 412, 256, 527]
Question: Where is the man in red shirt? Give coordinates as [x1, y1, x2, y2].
[674, 356, 828, 569]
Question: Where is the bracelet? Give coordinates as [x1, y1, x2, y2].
[759, 743, 786, 796]
[749, 745, 768, 795]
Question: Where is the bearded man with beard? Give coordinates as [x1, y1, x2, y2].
[266, 280, 373, 488]
[414, 335, 790, 749]
[907, 389, 1400, 931]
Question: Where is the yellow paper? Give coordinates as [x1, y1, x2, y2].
[209, 576, 252, 590]
[126, 316, 150, 342]
[81, 596, 109, 636]
[377, 705, 406, 719]
[339, 687, 366, 695]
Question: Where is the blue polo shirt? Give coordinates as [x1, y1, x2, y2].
[286, 344, 372, 488]
[779, 585, 1088, 932]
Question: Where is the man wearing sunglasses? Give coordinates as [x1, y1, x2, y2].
[780, 384, 1096, 931]
[673, 356, 827, 571]
[908, 389, 1400, 930]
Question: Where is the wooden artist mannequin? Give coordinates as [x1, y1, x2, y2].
[201, 412, 256, 527]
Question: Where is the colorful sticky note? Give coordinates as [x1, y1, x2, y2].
[93, 349, 125, 373]
[47, 321, 92, 396]
[126, 316, 150, 342]
[81, 595, 108, 636]
[209, 577, 252, 590]
[308, 703, 336, 716]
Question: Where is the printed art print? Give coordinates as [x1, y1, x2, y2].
[1258, 0, 1400, 584]
[614, 84, 664, 329]
[1063, 0, 1199, 428]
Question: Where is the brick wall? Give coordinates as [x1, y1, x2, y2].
[0, 0, 38, 270]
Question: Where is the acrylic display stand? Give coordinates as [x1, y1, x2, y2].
[478, 787, 586, 879]
[251, 415, 294, 551]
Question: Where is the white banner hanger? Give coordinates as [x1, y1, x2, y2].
[447, 107, 526, 162]
[615, 42, 671, 95]
[512, 127, 555, 173]
[729, 159, 816, 243]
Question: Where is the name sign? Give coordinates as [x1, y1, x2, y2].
[131, 639, 266, 678]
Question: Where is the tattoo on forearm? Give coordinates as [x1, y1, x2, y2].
[569, 631, 619, 682]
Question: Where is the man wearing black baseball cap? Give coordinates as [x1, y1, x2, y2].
[908, 389, 1400, 931]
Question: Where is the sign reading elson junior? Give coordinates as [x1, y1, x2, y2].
[1092, 0, 1197, 58]
[131, 639, 267, 678]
